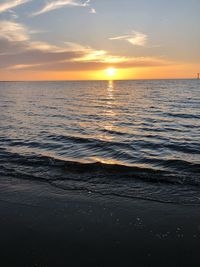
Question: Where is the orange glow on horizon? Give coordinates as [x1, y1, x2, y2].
[0, 63, 199, 81]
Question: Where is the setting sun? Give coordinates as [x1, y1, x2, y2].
[106, 67, 117, 78]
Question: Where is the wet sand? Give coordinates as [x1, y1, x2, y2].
[1, 178, 200, 267]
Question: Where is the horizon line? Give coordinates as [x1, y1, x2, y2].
[0, 78, 197, 82]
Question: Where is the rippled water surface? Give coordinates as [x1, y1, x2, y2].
[0, 80, 199, 203]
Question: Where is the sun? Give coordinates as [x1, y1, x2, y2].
[106, 67, 117, 78]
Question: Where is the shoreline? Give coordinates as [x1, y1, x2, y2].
[1, 178, 200, 266]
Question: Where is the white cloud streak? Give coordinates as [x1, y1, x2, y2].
[110, 31, 148, 47]
[0, 0, 31, 13]
[32, 0, 95, 16]
[0, 21, 70, 52]
[90, 8, 96, 14]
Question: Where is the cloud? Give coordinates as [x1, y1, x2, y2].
[0, 20, 74, 53]
[9, 63, 42, 70]
[31, 0, 94, 16]
[0, 0, 31, 13]
[110, 31, 148, 47]
[0, 20, 171, 72]
[73, 50, 129, 64]
[8, 9, 19, 19]
[0, 20, 29, 42]
[90, 8, 96, 14]
[7, 56, 171, 72]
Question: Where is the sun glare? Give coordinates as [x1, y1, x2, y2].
[106, 67, 117, 78]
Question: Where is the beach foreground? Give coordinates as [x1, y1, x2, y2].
[1, 177, 200, 267]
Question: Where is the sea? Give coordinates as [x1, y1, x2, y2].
[0, 79, 199, 204]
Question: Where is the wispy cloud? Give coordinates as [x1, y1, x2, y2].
[32, 0, 96, 16]
[8, 9, 19, 19]
[110, 31, 148, 47]
[7, 56, 171, 72]
[0, 21, 70, 52]
[0, 20, 171, 72]
[0, 0, 31, 13]
[90, 8, 96, 14]
[9, 63, 42, 70]
[73, 50, 129, 64]
[0, 20, 29, 42]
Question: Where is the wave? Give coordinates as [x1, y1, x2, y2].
[163, 112, 200, 119]
[0, 141, 200, 205]
[1, 151, 199, 186]
[2, 132, 199, 158]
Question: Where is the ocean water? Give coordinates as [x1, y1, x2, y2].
[0, 79, 199, 204]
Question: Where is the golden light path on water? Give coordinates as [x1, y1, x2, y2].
[90, 80, 123, 166]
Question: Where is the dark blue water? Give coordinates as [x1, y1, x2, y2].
[0, 80, 199, 203]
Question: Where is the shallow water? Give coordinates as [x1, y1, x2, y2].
[0, 80, 199, 203]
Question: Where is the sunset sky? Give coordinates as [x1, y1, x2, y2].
[0, 0, 199, 80]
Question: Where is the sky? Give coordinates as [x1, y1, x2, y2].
[0, 0, 199, 80]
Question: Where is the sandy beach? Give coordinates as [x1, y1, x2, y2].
[1, 177, 200, 267]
